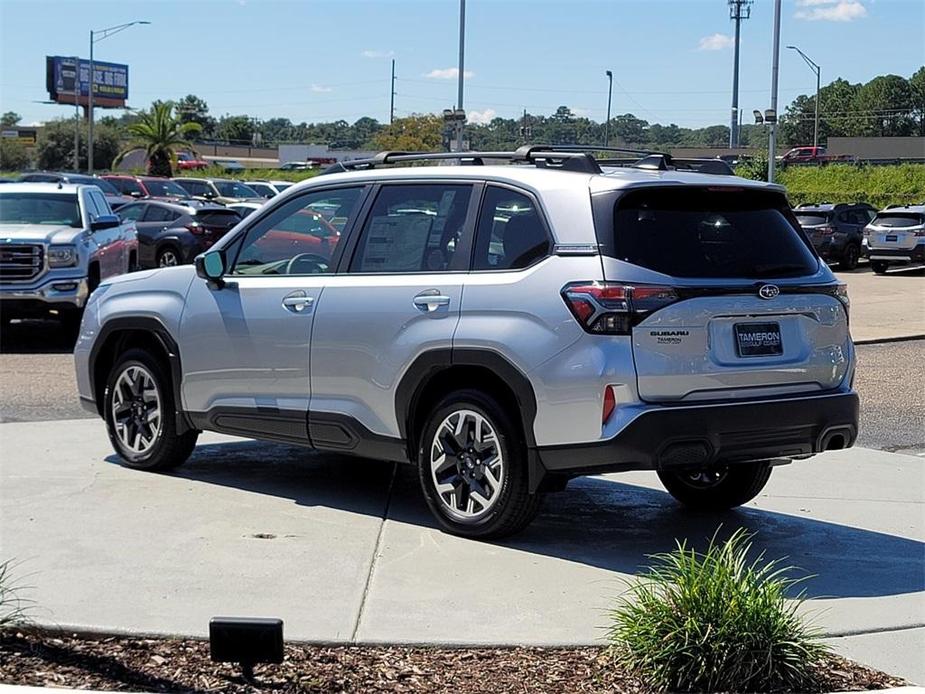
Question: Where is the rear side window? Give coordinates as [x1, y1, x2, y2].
[144, 206, 179, 223]
[472, 187, 549, 270]
[600, 188, 818, 279]
[349, 184, 472, 273]
[195, 210, 241, 228]
[872, 213, 924, 228]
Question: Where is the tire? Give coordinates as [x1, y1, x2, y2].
[417, 389, 542, 539]
[870, 260, 889, 275]
[156, 246, 181, 268]
[59, 308, 84, 335]
[657, 462, 772, 511]
[104, 348, 198, 471]
[841, 243, 860, 271]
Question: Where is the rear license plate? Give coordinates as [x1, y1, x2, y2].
[885, 234, 898, 242]
[734, 322, 783, 357]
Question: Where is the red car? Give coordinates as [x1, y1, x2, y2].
[100, 175, 193, 201]
[177, 152, 209, 170]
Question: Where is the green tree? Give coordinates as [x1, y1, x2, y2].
[1, 111, 21, 128]
[176, 94, 213, 136]
[0, 137, 29, 170]
[113, 101, 202, 177]
[371, 114, 443, 151]
[855, 74, 914, 136]
[909, 66, 925, 135]
[610, 114, 650, 145]
[35, 118, 121, 172]
[215, 114, 254, 144]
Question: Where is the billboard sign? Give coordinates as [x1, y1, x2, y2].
[46, 55, 128, 108]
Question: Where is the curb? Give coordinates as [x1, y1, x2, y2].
[854, 334, 925, 345]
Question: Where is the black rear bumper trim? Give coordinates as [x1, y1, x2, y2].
[536, 391, 859, 477]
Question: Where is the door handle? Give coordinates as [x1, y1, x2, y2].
[413, 290, 451, 312]
[282, 291, 314, 313]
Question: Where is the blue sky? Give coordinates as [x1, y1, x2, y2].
[1, 0, 922, 129]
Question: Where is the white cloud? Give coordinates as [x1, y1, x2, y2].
[795, 0, 867, 21]
[311, 84, 332, 93]
[467, 108, 496, 124]
[425, 67, 474, 80]
[698, 33, 735, 51]
[361, 49, 394, 59]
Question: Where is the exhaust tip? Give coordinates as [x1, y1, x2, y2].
[819, 426, 853, 452]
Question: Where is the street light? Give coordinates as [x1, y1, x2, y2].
[604, 70, 614, 147]
[787, 45, 821, 149]
[88, 20, 150, 173]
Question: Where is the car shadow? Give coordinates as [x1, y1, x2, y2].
[109, 438, 925, 602]
[0, 318, 77, 354]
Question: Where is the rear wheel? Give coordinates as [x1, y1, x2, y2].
[104, 348, 198, 471]
[841, 243, 860, 271]
[417, 389, 542, 539]
[870, 260, 889, 275]
[157, 246, 181, 268]
[658, 462, 772, 511]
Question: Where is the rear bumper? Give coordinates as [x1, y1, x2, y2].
[535, 391, 859, 477]
[868, 243, 925, 264]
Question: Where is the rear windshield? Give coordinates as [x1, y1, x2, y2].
[194, 210, 242, 227]
[214, 181, 258, 198]
[871, 213, 924, 228]
[143, 179, 189, 197]
[0, 192, 82, 227]
[600, 188, 818, 279]
[794, 213, 830, 226]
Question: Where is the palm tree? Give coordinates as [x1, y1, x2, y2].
[113, 101, 202, 177]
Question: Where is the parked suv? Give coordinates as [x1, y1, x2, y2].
[0, 183, 137, 328]
[793, 202, 876, 270]
[19, 172, 132, 210]
[74, 148, 858, 539]
[171, 177, 262, 205]
[116, 200, 242, 268]
[864, 204, 925, 273]
[100, 175, 193, 202]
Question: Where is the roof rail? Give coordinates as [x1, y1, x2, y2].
[318, 145, 735, 177]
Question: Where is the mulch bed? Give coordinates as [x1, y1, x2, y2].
[0, 629, 907, 693]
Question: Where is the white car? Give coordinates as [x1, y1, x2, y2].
[226, 201, 265, 218]
[863, 204, 925, 274]
[245, 180, 295, 199]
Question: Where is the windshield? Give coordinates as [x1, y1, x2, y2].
[143, 179, 190, 197]
[0, 192, 82, 227]
[275, 183, 292, 192]
[871, 213, 924, 228]
[214, 181, 258, 198]
[69, 176, 119, 195]
[599, 188, 818, 279]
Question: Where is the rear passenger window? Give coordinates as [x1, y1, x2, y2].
[144, 206, 178, 223]
[349, 184, 471, 273]
[472, 187, 549, 270]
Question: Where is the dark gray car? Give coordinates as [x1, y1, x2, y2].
[793, 202, 877, 270]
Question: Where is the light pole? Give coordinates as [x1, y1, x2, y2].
[455, 0, 466, 152]
[787, 45, 821, 149]
[767, 0, 782, 183]
[728, 0, 752, 148]
[604, 70, 613, 147]
[88, 20, 150, 173]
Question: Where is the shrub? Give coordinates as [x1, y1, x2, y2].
[0, 559, 32, 628]
[0, 138, 30, 170]
[607, 529, 827, 693]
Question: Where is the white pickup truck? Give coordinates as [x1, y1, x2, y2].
[0, 182, 138, 329]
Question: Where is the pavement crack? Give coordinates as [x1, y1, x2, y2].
[350, 462, 397, 643]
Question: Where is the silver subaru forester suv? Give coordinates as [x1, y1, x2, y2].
[74, 147, 859, 539]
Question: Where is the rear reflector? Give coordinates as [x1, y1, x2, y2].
[602, 385, 616, 425]
[561, 282, 679, 335]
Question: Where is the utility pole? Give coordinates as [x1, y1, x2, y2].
[389, 58, 396, 124]
[728, 0, 752, 148]
[604, 70, 613, 147]
[73, 56, 80, 172]
[767, 0, 782, 183]
[455, 0, 466, 152]
[520, 109, 532, 143]
[88, 30, 94, 172]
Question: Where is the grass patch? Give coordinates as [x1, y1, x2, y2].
[0, 559, 32, 628]
[607, 528, 827, 693]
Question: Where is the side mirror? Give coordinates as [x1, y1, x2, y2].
[91, 214, 121, 231]
[195, 249, 226, 286]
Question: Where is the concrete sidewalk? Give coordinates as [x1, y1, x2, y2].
[836, 267, 924, 343]
[1, 419, 923, 683]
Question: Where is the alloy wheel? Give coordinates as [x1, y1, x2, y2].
[430, 409, 505, 521]
[111, 365, 162, 455]
[158, 250, 179, 267]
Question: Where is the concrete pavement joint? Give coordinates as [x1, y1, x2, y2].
[824, 624, 925, 639]
[349, 462, 398, 644]
[853, 335, 925, 346]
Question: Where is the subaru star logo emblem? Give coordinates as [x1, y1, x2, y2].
[758, 284, 780, 300]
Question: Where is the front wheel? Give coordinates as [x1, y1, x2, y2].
[417, 389, 541, 539]
[657, 462, 772, 511]
[104, 348, 198, 471]
[870, 260, 889, 275]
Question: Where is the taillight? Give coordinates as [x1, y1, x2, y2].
[818, 226, 836, 236]
[602, 385, 616, 425]
[561, 282, 679, 334]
